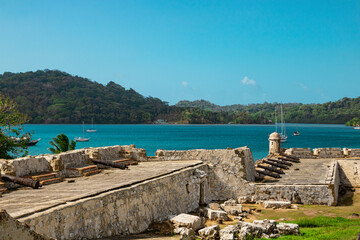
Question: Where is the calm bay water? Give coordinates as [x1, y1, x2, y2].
[24, 124, 360, 160]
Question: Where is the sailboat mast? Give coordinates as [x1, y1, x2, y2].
[280, 104, 284, 136]
[82, 121, 85, 138]
[275, 106, 278, 132]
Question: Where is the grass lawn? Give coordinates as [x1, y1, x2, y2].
[273, 217, 360, 240]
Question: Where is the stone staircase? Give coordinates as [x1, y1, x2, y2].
[67, 165, 102, 177]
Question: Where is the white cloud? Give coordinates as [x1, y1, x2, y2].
[241, 76, 256, 86]
[181, 81, 189, 87]
[298, 83, 308, 91]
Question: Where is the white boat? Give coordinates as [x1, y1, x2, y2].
[75, 122, 90, 142]
[86, 118, 97, 133]
[280, 104, 287, 142]
[354, 125, 360, 130]
[293, 131, 300, 136]
[293, 122, 300, 136]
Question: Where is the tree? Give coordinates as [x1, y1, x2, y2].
[48, 133, 76, 154]
[0, 94, 30, 159]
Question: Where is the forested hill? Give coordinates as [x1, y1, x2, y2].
[0, 70, 239, 124]
[176, 97, 360, 124]
[0, 70, 173, 124]
[1, 70, 359, 124]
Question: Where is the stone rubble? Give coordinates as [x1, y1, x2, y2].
[198, 224, 220, 240]
[205, 208, 230, 221]
[177, 227, 196, 240]
[193, 215, 299, 240]
[170, 213, 204, 231]
[276, 223, 300, 235]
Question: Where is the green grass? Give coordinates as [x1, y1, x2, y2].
[274, 217, 360, 240]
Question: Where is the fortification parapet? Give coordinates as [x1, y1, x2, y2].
[314, 148, 343, 158]
[284, 148, 314, 159]
[0, 156, 51, 177]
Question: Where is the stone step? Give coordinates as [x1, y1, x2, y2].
[40, 177, 63, 186]
[83, 169, 102, 177]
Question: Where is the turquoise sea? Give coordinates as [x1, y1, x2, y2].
[24, 124, 360, 160]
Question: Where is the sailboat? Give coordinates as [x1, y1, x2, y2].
[86, 118, 97, 133]
[75, 121, 90, 142]
[293, 122, 300, 136]
[280, 104, 287, 142]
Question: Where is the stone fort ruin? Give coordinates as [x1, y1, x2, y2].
[0, 133, 359, 239]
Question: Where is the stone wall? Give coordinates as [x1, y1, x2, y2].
[250, 184, 336, 205]
[285, 147, 360, 159]
[18, 164, 208, 240]
[315, 148, 343, 158]
[248, 160, 340, 206]
[0, 157, 51, 177]
[337, 160, 360, 187]
[151, 147, 256, 201]
[284, 148, 314, 159]
[0, 145, 146, 178]
[0, 209, 52, 240]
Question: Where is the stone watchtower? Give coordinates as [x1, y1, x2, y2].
[268, 132, 281, 154]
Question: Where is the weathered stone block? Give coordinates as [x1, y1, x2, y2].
[238, 222, 265, 240]
[170, 214, 204, 231]
[220, 225, 238, 240]
[205, 208, 229, 221]
[263, 201, 291, 209]
[252, 219, 277, 234]
[198, 224, 220, 240]
[223, 199, 237, 206]
[208, 203, 220, 210]
[178, 227, 195, 240]
[276, 223, 299, 235]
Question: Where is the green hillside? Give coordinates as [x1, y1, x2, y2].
[1, 70, 359, 124]
[0, 70, 235, 124]
[176, 98, 360, 124]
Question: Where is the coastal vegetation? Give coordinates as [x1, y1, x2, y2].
[48, 133, 76, 154]
[0, 70, 359, 124]
[0, 93, 30, 159]
[345, 117, 360, 127]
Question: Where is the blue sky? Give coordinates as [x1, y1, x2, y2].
[0, 0, 359, 105]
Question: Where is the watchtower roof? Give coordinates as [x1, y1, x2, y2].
[269, 132, 281, 140]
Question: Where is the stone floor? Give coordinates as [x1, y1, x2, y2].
[0, 160, 202, 219]
[259, 158, 336, 185]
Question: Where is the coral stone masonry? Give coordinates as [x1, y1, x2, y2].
[0, 135, 360, 239]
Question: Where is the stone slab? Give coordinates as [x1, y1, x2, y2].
[263, 201, 291, 209]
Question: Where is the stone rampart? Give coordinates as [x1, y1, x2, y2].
[285, 147, 360, 159]
[18, 164, 208, 240]
[337, 160, 360, 187]
[250, 184, 335, 205]
[0, 210, 52, 240]
[152, 147, 256, 201]
[0, 145, 147, 178]
[0, 157, 51, 177]
[248, 161, 340, 206]
[284, 148, 315, 159]
[314, 148, 343, 158]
